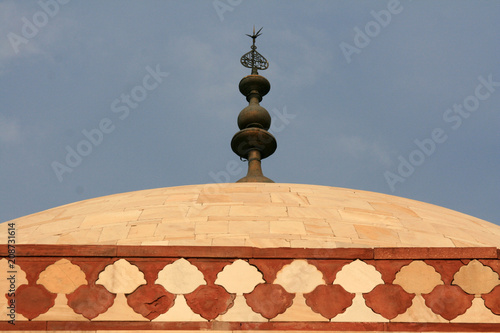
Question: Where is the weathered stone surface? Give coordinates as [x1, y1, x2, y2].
[272, 293, 328, 322]
[217, 294, 267, 322]
[248, 259, 293, 282]
[156, 258, 206, 294]
[15, 284, 56, 320]
[334, 260, 383, 293]
[274, 260, 324, 293]
[392, 294, 447, 323]
[393, 260, 443, 294]
[126, 284, 175, 320]
[70, 259, 111, 284]
[96, 259, 146, 294]
[93, 293, 148, 321]
[6, 183, 500, 248]
[480, 259, 500, 276]
[331, 293, 387, 322]
[190, 259, 232, 284]
[152, 295, 205, 322]
[0, 259, 28, 291]
[37, 259, 87, 294]
[363, 284, 414, 319]
[3, 243, 500, 327]
[425, 259, 464, 284]
[304, 284, 354, 319]
[307, 259, 351, 284]
[373, 259, 412, 284]
[33, 293, 87, 321]
[67, 284, 115, 320]
[423, 284, 474, 320]
[244, 283, 294, 319]
[131, 259, 175, 284]
[452, 259, 500, 295]
[185, 284, 234, 320]
[18, 259, 57, 285]
[483, 284, 500, 315]
[453, 297, 500, 323]
[215, 259, 264, 294]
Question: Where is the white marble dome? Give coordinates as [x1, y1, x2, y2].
[2, 183, 499, 248]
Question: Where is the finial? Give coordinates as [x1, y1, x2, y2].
[240, 26, 269, 75]
[231, 28, 277, 183]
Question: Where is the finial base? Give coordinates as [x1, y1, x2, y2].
[237, 175, 274, 183]
[236, 149, 274, 183]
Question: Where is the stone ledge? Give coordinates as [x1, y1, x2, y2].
[1, 245, 498, 259]
[1, 321, 500, 331]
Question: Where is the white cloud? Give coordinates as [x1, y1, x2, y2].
[0, 2, 41, 62]
[271, 27, 334, 88]
[0, 0, 77, 69]
[0, 115, 22, 145]
[166, 33, 242, 118]
[336, 135, 392, 168]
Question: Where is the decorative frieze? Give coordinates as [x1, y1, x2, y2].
[1, 245, 500, 332]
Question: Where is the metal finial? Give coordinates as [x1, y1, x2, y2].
[246, 26, 263, 45]
[240, 26, 269, 74]
[232, 28, 276, 183]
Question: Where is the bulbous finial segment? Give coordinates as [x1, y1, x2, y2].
[231, 28, 276, 183]
[239, 75, 270, 101]
[237, 75, 272, 130]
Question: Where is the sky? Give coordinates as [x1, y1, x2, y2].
[0, 0, 499, 225]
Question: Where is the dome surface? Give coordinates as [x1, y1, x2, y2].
[2, 183, 499, 248]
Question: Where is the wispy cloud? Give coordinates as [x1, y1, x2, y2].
[0, 0, 77, 68]
[336, 135, 392, 168]
[0, 115, 22, 145]
[165, 34, 242, 118]
[0, 2, 42, 63]
[271, 27, 334, 88]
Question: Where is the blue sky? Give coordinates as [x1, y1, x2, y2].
[1, 0, 499, 224]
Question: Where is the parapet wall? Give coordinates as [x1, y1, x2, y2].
[1, 245, 500, 332]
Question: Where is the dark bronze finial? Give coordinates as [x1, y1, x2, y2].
[240, 26, 269, 75]
[231, 28, 276, 183]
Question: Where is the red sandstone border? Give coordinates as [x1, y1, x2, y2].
[2, 245, 500, 331]
[1, 321, 500, 331]
[0, 245, 498, 259]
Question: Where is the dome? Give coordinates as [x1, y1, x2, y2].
[3, 183, 499, 248]
[4, 27, 500, 332]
